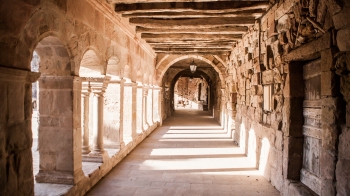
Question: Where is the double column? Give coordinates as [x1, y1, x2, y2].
[81, 76, 110, 162]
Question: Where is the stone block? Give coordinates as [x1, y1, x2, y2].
[285, 32, 331, 61]
[321, 48, 336, 72]
[262, 70, 274, 85]
[321, 71, 337, 97]
[275, 130, 283, 151]
[335, 159, 350, 195]
[320, 178, 335, 196]
[287, 98, 304, 137]
[322, 97, 340, 126]
[288, 182, 317, 196]
[251, 73, 261, 85]
[338, 127, 350, 160]
[337, 26, 350, 52]
[320, 149, 336, 179]
[273, 68, 282, 83]
[341, 74, 350, 98]
[285, 137, 303, 180]
[322, 125, 338, 153]
[8, 83, 25, 123]
[245, 79, 251, 90]
[7, 120, 31, 151]
[256, 85, 263, 95]
[333, 3, 350, 30]
[275, 0, 297, 20]
[0, 83, 7, 122]
[94, 10, 104, 33]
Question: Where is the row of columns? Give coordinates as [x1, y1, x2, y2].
[80, 76, 161, 162]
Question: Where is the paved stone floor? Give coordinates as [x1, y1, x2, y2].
[86, 109, 280, 196]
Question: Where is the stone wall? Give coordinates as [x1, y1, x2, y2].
[226, 0, 350, 195]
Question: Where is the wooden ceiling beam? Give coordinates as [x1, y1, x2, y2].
[154, 47, 232, 52]
[123, 10, 264, 19]
[149, 44, 233, 48]
[130, 17, 256, 29]
[141, 33, 242, 40]
[110, 0, 268, 3]
[146, 39, 237, 43]
[136, 26, 248, 34]
[156, 51, 229, 55]
[115, 1, 269, 14]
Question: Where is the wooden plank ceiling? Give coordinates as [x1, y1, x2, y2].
[109, 0, 270, 55]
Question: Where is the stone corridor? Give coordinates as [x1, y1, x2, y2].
[86, 109, 280, 196]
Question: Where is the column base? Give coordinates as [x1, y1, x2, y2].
[82, 146, 91, 155]
[82, 151, 108, 163]
[35, 169, 84, 185]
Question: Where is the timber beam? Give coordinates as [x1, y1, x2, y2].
[123, 10, 264, 19]
[114, 1, 269, 14]
[130, 17, 256, 28]
[110, 0, 269, 3]
[136, 26, 248, 34]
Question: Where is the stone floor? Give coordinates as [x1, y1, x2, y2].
[86, 109, 280, 196]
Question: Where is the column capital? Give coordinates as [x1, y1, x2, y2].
[124, 81, 137, 87]
[107, 75, 123, 84]
[81, 81, 91, 96]
[153, 86, 162, 91]
[0, 66, 41, 83]
[82, 76, 111, 94]
[143, 86, 149, 97]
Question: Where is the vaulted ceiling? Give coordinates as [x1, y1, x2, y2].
[108, 0, 270, 55]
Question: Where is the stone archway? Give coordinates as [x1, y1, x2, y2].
[33, 35, 84, 185]
[155, 54, 227, 88]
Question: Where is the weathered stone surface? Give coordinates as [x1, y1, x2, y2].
[335, 159, 350, 196]
[285, 32, 331, 61]
[338, 127, 350, 161]
[332, 2, 350, 30]
[288, 182, 315, 196]
[320, 149, 336, 179]
[321, 48, 336, 72]
[337, 25, 350, 52]
[262, 70, 274, 85]
[285, 136, 303, 180]
[321, 71, 337, 96]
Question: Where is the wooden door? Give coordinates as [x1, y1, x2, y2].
[301, 59, 322, 195]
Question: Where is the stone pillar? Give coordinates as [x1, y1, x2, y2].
[35, 76, 84, 185]
[136, 83, 143, 134]
[221, 88, 226, 127]
[122, 80, 137, 144]
[0, 67, 40, 195]
[153, 86, 161, 125]
[147, 86, 153, 127]
[104, 77, 124, 149]
[142, 87, 149, 131]
[83, 76, 110, 162]
[81, 82, 91, 154]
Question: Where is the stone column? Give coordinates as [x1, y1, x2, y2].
[0, 67, 40, 195]
[83, 76, 110, 162]
[143, 86, 149, 131]
[147, 86, 153, 127]
[36, 76, 84, 184]
[136, 83, 143, 134]
[104, 77, 124, 149]
[122, 80, 137, 144]
[81, 82, 91, 154]
[153, 86, 161, 125]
